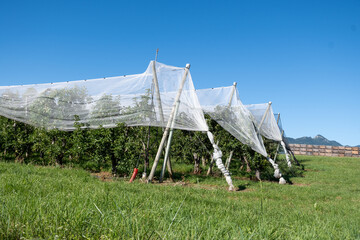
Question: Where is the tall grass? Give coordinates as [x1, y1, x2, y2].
[0, 156, 360, 239]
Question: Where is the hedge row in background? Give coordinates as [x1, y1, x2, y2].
[0, 115, 293, 180]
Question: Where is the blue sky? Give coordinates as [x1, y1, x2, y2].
[0, 0, 359, 146]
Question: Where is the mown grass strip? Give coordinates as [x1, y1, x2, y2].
[0, 156, 359, 239]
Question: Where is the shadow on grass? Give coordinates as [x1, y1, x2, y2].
[149, 160, 306, 188]
[295, 158, 311, 163]
[150, 170, 211, 182]
[236, 185, 247, 191]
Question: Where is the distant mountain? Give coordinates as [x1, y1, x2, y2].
[286, 134, 342, 146]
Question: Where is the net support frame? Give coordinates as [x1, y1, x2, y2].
[273, 113, 291, 167]
[151, 60, 165, 126]
[274, 113, 282, 161]
[147, 63, 191, 183]
[257, 102, 272, 132]
[274, 139, 281, 161]
[207, 131, 235, 191]
[256, 102, 286, 184]
[159, 99, 180, 182]
[224, 82, 236, 171]
[280, 140, 291, 167]
[228, 82, 237, 107]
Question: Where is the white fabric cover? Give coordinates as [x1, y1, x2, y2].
[246, 104, 292, 168]
[197, 86, 268, 157]
[198, 87, 286, 183]
[274, 113, 292, 167]
[274, 113, 283, 133]
[207, 131, 234, 191]
[0, 61, 208, 132]
[245, 103, 282, 142]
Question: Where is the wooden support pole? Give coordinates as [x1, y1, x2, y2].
[166, 155, 174, 181]
[151, 60, 165, 126]
[147, 64, 191, 183]
[255, 102, 272, 160]
[273, 112, 291, 167]
[228, 82, 237, 107]
[257, 101, 272, 133]
[206, 140, 218, 175]
[255, 102, 286, 182]
[159, 99, 180, 182]
[225, 150, 234, 170]
[274, 130, 284, 161]
[143, 57, 163, 179]
[226, 82, 237, 165]
[152, 57, 173, 176]
[273, 113, 282, 161]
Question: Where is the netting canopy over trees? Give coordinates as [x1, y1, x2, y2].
[245, 103, 282, 142]
[246, 103, 292, 167]
[0, 61, 240, 189]
[196, 86, 267, 157]
[197, 86, 288, 183]
[0, 61, 297, 187]
[0, 61, 208, 132]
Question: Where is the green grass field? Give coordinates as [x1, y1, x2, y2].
[1, 156, 360, 239]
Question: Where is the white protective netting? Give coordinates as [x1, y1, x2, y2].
[245, 103, 282, 142]
[274, 113, 288, 143]
[0, 61, 208, 132]
[274, 113, 282, 132]
[246, 104, 291, 167]
[196, 86, 268, 157]
[274, 113, 293, 143]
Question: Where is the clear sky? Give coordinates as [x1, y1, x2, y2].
[0, 0, 359, 146]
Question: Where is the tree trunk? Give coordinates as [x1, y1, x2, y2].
[111, 129, 118, 175]
[56, 153, 64, 166]
[255, 169, 261, 181]
[242, 155, 251, 172]
[142, 142, 149, 179]
[15, 152, 24, 163]
[143, 126, 151, 179]
[207, 156, 215, 176]
[111, 152, 118, 175]
[193, 153, 200, 174]
[167, 155, 174, 182]
[201, 156, 206, 167]
[56, 138, 67, 166]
